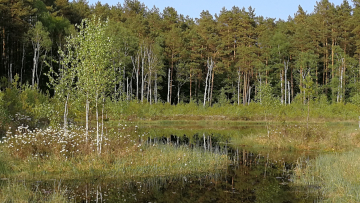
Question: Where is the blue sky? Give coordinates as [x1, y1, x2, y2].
[88, 0, 347, 20]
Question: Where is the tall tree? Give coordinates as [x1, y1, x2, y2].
[27, 21, 52, 87]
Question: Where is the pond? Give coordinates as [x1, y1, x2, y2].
[1, 122, 323, 202]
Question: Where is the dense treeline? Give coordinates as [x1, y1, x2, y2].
[1, 0, 360, 106]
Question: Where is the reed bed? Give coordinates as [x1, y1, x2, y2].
[0, 179, 69, 202]
[231, 123, 360, 151]
[294, 150, 360, 202]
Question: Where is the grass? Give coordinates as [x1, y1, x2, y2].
[0, 125, 229, 180]
[231, 123, 360, 151]
[0, 179, 69, 202]
[294, 150, 360, 202]
[106, 100, 360, 122]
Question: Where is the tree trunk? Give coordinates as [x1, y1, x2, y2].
[85, 95, 89, 143]
[243, 72, 247, 106]
[149, 70, 152, 105]
[154, 72, 158, 103]
[284, 60, 288, 105]
[177, 83, 180, 104]
[210, 70, 214, 106]
[126, 77, 129, 100]
[96, 93, 99, 154]
[141, 48, 145, 103]
[167, 68, 171, 103]
[237, 68, 241, 105]
[204, 58, 213, 107]
[288, 82, 290, 104]
[64, 93, 69, 136]
[101, 97, 104, 155]
[32, 45, 38, 86]
[281, 71, 283, 105]
[21, 42, 25, 84]
[203, 68, 209, 107]
[170, 53, 174, 104]
[190, 69, 192, 101]
[248, 85, 251, 105]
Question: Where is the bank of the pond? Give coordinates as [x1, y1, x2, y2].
[108, 101, 360, 123]
[129, 120, 360, 151]
[0, 126, 228, 181]
[294, 149, 360, 202]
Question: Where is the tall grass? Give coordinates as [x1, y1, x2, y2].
[294, 150, 360, 202]
[0, 179, 69, 202]
[231, 123, 360, 151]
[0, 125, 229, 180]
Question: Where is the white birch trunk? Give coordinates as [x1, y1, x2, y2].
[85, 96, 89, 143]
[203, 69, 209, 107]
[141, 46, 145, 103]
[32, 45, 38, 86]
[96, 94, 99, 154]
[248, 86, 251, 105]
[126, 77, 129, 100]
[101, 98, 104, 155]
[237, 69, 241, 105]
[154, 72, 158, 103]
[281, 72, 283, 105]
[284, 60, 288, 105]
[64, 94, 69, 136]
[204, 58, 214, 107]
[177, 83, 180, 104]
[167, 68, 171, 103]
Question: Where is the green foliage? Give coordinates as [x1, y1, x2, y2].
[217, 87, 229, 106]
[350, 93, 360, 106]
[1, 77, 51, 129]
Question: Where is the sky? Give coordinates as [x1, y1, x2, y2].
[88, 0, 347, 20]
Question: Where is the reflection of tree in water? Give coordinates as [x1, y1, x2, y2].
[26, 147, 320, 202]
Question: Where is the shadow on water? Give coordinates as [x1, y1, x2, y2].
[1, 124, 323, 202]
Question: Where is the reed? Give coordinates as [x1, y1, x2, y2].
[294, 150, 360, 202]
[0, 179, 69, 202]
[231, 123, 360, 151]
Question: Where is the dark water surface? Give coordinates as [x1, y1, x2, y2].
[7, 123, 323, 202]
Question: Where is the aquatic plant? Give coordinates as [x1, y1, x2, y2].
[294, 150, 360, 202]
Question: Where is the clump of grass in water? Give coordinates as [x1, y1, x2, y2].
[111, 144, 229, 178]
[233, 124, 360, 151]
[294, 150, 360, 202]
[0, 179, 69, 202]
[0, 125, 229, 180]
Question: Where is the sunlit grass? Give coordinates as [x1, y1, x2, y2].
[294, 150, 360, 202]
[0, 179, 69, 202]
[0, 125, 229, 180]
[231, 123, 360, 151]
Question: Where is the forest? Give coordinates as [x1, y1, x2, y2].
[1, 0, 360, 107]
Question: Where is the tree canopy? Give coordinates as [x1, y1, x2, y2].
[1, 0, 360, 106]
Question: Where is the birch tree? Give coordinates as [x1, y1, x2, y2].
[27, 21, 52, 87]
[58, 17, 117, 154]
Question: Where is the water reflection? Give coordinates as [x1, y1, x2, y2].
[2, 146, 322, 202]
[1, 125, 323, 202]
